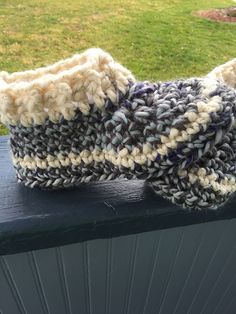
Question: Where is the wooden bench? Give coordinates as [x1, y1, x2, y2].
[1, 135, 236, 314]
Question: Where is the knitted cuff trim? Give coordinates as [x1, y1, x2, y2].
[207, 58, 236, 88]
[0, 48, 135, 126]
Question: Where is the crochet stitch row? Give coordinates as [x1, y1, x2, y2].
[0, 48, 134, 126]
[1, 48, 236, 210]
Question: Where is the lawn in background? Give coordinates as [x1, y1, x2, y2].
[0, 0, 235, 134]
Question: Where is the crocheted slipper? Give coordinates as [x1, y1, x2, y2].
[1, 48, 236, 210]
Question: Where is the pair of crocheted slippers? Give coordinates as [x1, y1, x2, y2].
[1, 48, 236, 210]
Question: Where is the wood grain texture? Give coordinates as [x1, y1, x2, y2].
[0, 135, 236, 256]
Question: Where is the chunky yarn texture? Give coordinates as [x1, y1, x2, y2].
[1, 48, 236, 210]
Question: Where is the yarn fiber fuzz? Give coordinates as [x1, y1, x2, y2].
[1, 48, 236, 210]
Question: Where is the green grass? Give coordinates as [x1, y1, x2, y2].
[0, 0, 235, 134]
[0, 123, 8, 135]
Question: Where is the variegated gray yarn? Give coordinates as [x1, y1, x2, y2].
[8, 78, 236, 210]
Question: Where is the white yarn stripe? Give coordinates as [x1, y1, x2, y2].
[12, 146, 157, 170]
[157, 95, 222, 155]
[13, 151, 236, 196]
[178, 168, 236, 195]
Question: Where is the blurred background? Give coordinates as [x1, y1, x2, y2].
[0, 0, 235, 134]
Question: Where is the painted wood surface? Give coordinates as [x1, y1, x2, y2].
[1, 218, 236, 314]
[0, 135, 236, 255]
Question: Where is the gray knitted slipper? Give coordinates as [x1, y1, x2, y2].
[0, 48, 236, 210]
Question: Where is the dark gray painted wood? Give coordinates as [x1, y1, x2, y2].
[1, 218, 236, 314]
[3, 253, 46, 314]
[0, 257, 26, 314]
